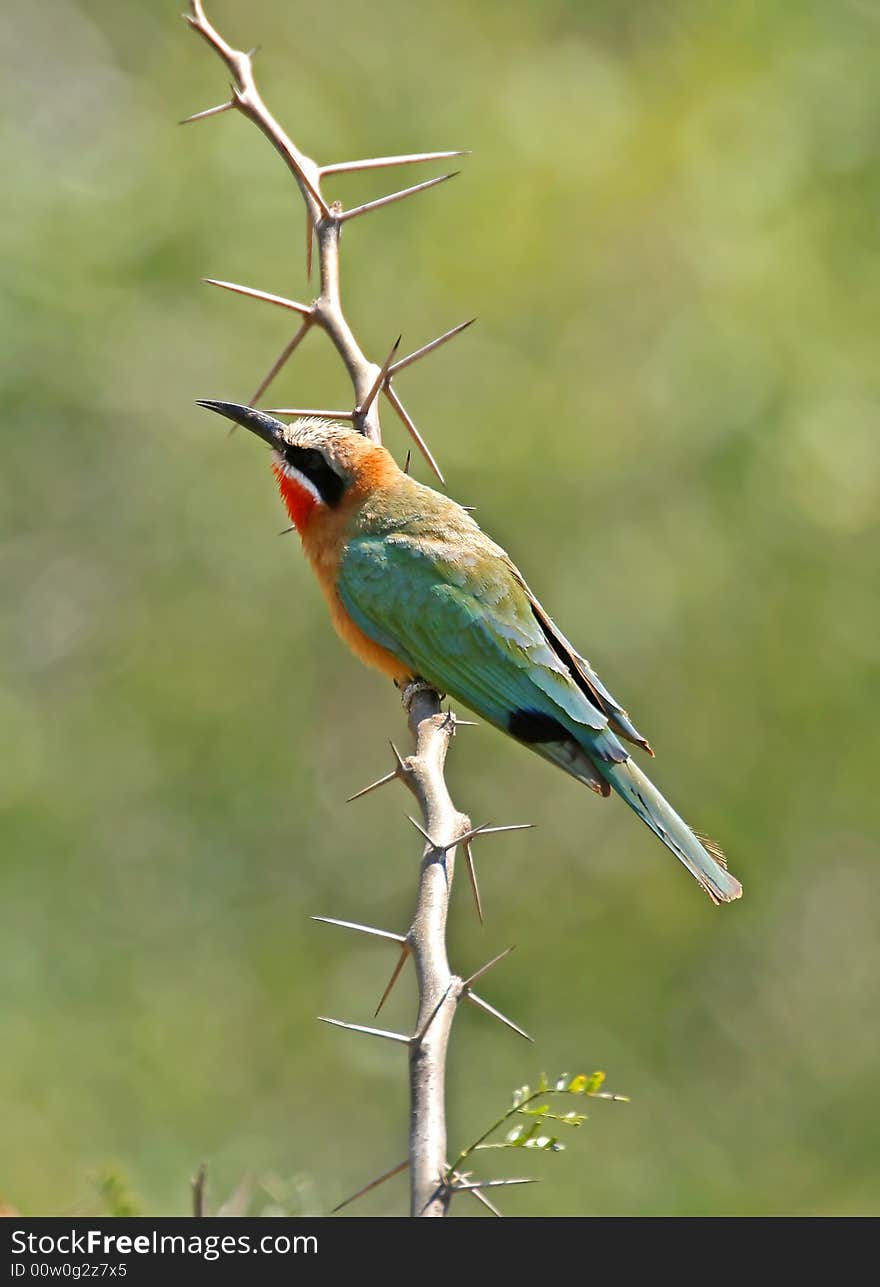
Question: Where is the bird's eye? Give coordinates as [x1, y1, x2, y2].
[280, 443, 345, 507]
[290, 447, 319, 471]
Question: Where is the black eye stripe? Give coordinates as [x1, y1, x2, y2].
[282, 443, 345, 508]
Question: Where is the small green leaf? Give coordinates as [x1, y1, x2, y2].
[524, 1135, 564, 1152]
[448, 1065, 626, 1185]
[509, 1121, 543, 1148]
[545, 1110, 587, 1127]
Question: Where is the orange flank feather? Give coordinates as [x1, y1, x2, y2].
[273, 444, 413, 684]
[322, 589, 413, 682]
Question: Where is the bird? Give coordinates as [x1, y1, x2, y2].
[197, 400, 742, 904]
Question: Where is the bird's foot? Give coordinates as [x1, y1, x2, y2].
[400, 677, 443, 712]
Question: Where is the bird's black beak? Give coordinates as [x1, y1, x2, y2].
[196, 400, 287, 448]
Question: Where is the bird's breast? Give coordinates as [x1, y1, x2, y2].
[298, 496, 413, 684]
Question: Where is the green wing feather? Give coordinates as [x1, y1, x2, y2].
[335, 486, 741, 903]
[337, 527, 623, 760]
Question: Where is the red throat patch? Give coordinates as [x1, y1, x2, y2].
[273, 463, 318, 534]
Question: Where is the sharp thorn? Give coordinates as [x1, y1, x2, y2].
[179, 100, 234, 125]
[461, 505, 477, 512]
[406, 815, 436, 847]
[318, 1017, 411, 1045]
[469, 1187, 503, 1217]
[278, 525, 297, 535]
[339, 172, 460, 223]
[330, 1159, 409, 1214]
[415, 983, 453, 1044]
[408, 816, 492, 856]
[452, 716, 479, 725]
[357, 336, 402, 418]
[202, 278, 313, 315]
[389, 318, 476, 377]
[346, 768, 400, 803]
[453, 1177, 537, 1192]
[286, 161, 331, 221]
[248, 321, 311, 406]
[321, 150, 469, 176]
[466, 991, 533, 1042]
[457, 822, 535, 846]
[388, 741, 408, 773]
[384, 384, 445, 485]
[311, 916, 405, 944]
[264, 408, 355, 420]
[462, 840, 484, 926]
[374, 945, 410, 1017]
[461, 945, 516, 990]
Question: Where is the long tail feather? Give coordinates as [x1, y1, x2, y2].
[600, 757, 742, 904]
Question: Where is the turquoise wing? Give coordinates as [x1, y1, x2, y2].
[337, 531, 626, 763]
[338, 519, 738, 904]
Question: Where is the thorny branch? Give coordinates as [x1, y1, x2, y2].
[184, 0, 468, 476]
[185, 2, 528, 1217]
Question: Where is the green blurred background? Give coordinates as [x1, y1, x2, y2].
[2, 0, 878, 1217]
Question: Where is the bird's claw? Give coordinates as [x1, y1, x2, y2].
[400, 678, 442, 711]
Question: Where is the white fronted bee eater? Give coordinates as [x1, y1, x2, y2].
[198, 400, 742, 905]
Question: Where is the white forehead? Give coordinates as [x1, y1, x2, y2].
[280, 417, 353, 451]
